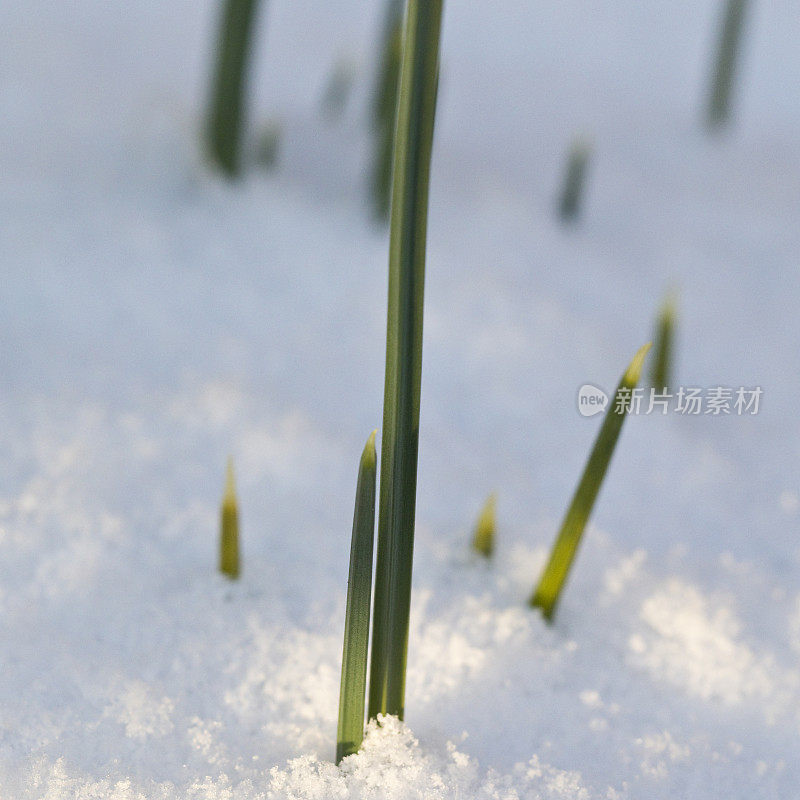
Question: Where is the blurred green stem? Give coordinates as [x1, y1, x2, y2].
[707, 0, 748, 128]
[558, 138, 591, 221]
[370, 0, 404, 220]
[206, 0, 262, 175]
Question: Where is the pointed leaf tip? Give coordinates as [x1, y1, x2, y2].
[472, 492, 497, 558]
[219, 455, 240, 579]
[660, 291, 678, 322]
[623, 342, 652, 386]
[362, 430, 378, 470]
[481, 492, 498, 520]
[224, 457, 237, 503]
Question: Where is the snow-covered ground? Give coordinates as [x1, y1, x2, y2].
[2, 1, 800, 797]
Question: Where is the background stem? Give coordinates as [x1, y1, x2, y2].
[206, 0, 261, 175]
[707, 0, 749, 129]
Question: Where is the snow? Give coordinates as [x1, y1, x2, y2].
[2, 0, 800, 798]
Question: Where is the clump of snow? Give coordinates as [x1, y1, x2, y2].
[628, 579, 800, 731]
[635, 731, 691, 780]
[268, 716, 592, 800]
[104, 680, 176, 741]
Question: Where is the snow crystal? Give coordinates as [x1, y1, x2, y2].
[104, 681, 175, 740]
[629, 580, 800, 720]
[635, 732, 690, 779]
[266, 717, 593, 800]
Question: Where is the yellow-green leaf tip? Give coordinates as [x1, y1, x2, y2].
[362, 430, 378, 470]
[223, 456, 237, 505]
[472, 492, 497, 558]
[219, 455, 240, 579]
[660, 291, 678, 322]
[623, 342, 652, 386]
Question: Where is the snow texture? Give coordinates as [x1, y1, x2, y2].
[2, 0, 800, 798]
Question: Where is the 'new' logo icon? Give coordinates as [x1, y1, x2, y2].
[577, 384, 608, 417]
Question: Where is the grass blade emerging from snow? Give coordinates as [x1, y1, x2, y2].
[558, 137, 591, 222]
[529, 343, 651, 621]
[219, 458, 240, 578]
[651, 293, 676, 391]
[206, 0, 261, 176]
[472, 493, 497, 558]
[370, 0, 404, 221]
[368, 0, 443, 722]
[707, 0, 749, 128]
[336, 432, 378, 765]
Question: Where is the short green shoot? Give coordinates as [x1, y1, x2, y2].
[529, 343, 651, 621]
[707, 0, 749, 129]
[206, 0, 262, 176]
[650, 293, 676, 391]
[368, 0, 444, 722]
[472, 493, 497, 558]
[219, 458, 240, 578]
[558, 137, 592, 222]
[336, 432, 377, 764]
[370, 0, 404, 221]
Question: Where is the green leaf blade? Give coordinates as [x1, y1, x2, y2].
[219, 458, 240, 579]
[650, 294, 676, 392]
[529, 343, 651, 621]
[370, 0, 404, 221]
[337, 432, 378, 764]
[368, 0, 444, 723]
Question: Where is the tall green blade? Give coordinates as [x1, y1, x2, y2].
[219, 458, 240, 578]
[368, 0, 443, 722]
[707, 0, 749, 129]
[529, 343, 651, 621]
[336, 432, 378, 764]
[370, 0, 404, 220]
[206, 0, 262, 176]
[471, 492, 497, 558]
[650, 294, 676, 391]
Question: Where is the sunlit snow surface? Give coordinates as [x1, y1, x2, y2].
[2, 1, 800, 798]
